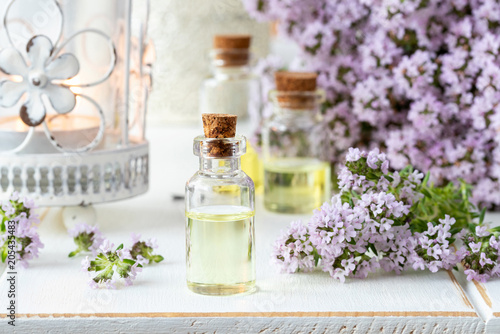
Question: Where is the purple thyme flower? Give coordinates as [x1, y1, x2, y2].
[470, 242, 482, 253]
[461, 230, 499, 282]
[68, 223, 104, 257]
[0, 193, 43, 268]
[84, 242, 144, 289]
[128, 233, 164, 265]
[475, 225, 490, 237]
[273, 220, 316, 273]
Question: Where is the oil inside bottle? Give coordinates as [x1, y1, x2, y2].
[264, 157, 331, 214]
[186, 205, 256, 295]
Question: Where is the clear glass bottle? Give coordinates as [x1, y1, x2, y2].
[200, 35, 263, 192]
[185, 135, 256, 295]
[200, 35, 261, 120]
[262, 73, 331, 214]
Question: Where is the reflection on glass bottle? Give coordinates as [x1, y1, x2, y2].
[262, 72, 331, 214]
[185, 114, 256, 296]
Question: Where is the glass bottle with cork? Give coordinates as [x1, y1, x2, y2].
[185, 114, 256, 296]
[200, 34, 263, 193]
[262, 72, 331, 214]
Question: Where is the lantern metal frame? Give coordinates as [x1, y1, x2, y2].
[0, 0, 152, 206]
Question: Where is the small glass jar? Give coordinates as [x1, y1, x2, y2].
[200, 49, 261, 120]
[185, 136, 256, 295]
[200, 37, 263, 192]
[262, 90, 331, 214]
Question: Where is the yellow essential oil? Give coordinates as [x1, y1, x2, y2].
[264, 157, 331, 214]
[241, 142, 263, 194]
[186, 205, 256, 295]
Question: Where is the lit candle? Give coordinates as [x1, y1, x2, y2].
[0, 114, 101, 154]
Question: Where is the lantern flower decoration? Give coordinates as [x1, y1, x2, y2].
[0, 36, 80, 127]
[0, 0, 116, 153]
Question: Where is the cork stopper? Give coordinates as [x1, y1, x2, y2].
[213, 35, 251, 67]
[202, 114, 237, 138]
[275, 72, 317, 91]
[201, 114, 238, 157]
[214, 35, 251, 49]
[274, 71, 318, 109]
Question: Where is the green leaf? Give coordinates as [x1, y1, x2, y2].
[401, 165, 412, 173]
[0, 216, 8, 233]
[1, 247, 7, 263]
[116, 244, 124, 251]
[97, 254, 108, 261]
[68, 250, 80, 258]
[90, 260, 108, 271]
[449, 227, 463, 236]
[422, 172, 430, 186]
[479, 208, 486, 224]
[313, 249, 321, 267]
[122, 259, 136, 266]
[94, 267, 115, 282]
[421, 188, 433, 199]
[489, 226, 500, 233]
[383, 175, 394, 182]
[153, 255, 164, 263]
[461, 182, 468, 201]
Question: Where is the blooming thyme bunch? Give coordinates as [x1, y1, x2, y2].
[244, 0, 500, 207]
[0, 192, 43, 268]
[272, 220, 317, 274]
[459, 226, 500, 282]
[273, 148, 497, 282]
[408, 216, 462, 273]
[77, 230, 164, 288]
[82, 240, 142, 289]
[68, 223, 104, 257]
[129, 233, 164, 265]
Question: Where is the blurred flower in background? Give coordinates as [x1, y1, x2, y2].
[243, 0, 500, 208]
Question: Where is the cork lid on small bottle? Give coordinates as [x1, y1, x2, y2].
[274, 71, 319, 109]
[201, 113, 238, 157]
[213, 35, 252, 67]
[202, 113, 237, 138]
[275, 72, 317, 91]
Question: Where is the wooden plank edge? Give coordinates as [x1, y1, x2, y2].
[447, 270, 474, 309]
[2, 311, 479, 319]
[472, 280, 493, 308]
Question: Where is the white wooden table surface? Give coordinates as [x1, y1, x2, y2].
[1, 124, 498, 333]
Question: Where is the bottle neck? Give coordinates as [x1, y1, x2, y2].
[269, 90, 325, 115]
[272, 106, 320, 125]
[199, 157, 241, 175]
[193, 136, 247, 175]
[212, 64, 251, 79]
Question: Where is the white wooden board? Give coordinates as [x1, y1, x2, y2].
[0, 125, 493, 333]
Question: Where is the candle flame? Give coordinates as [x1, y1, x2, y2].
[10, 75, 23, 83]
[14, 118, 29, 132]
[65, 77, 83, 95]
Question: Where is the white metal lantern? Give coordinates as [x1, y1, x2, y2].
[0, 0, 152, 206]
